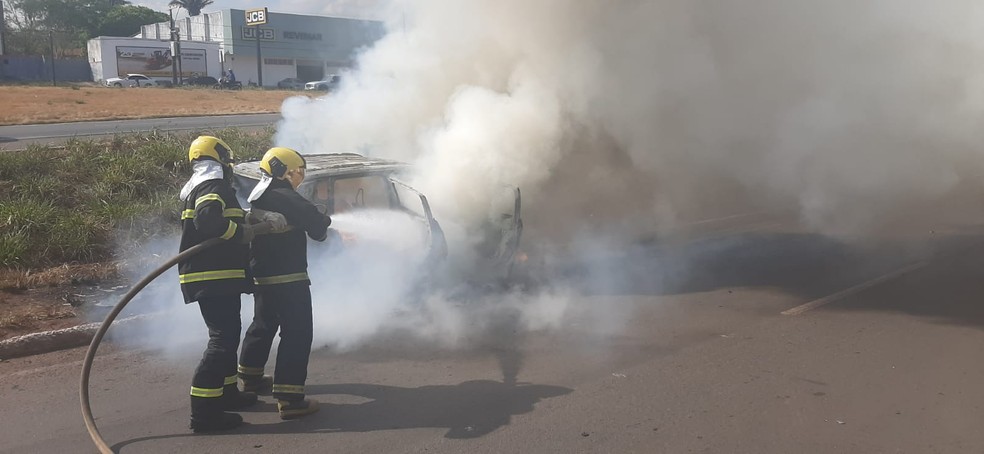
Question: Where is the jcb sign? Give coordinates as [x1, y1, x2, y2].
[245, 7, 268, 26]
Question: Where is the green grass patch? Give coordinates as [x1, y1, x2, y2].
[0, 127, 274, 270]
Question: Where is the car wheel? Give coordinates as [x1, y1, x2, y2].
[113, 82, 122, 87]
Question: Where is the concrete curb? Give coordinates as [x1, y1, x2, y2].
[0, 314, 149, 359]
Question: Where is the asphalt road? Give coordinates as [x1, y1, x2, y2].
[3, 213, 984, 453]
[0, 114, 281, 150]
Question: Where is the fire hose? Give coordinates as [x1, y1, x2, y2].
[80, 221, 274, 454]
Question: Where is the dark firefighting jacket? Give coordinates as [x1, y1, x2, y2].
[249, 178, 330, 287]
[178, 177, 251, 303]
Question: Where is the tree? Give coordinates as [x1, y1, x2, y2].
[2, 0, 167, 55]
[98, 5, 167, 37]
[168, 0, 213, 17]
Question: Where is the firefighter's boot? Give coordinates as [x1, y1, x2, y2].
[240, 374, 274, 395]
[220, 384, 258, 410]
[190, 396, 244, 433]
[277, 398, 320, 420]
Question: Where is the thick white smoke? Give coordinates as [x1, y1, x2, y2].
[277, 0, 984, 237]
[306, 210, 572, 353]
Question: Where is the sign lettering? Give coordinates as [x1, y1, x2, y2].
[245, 7, 268, 26]
[283, 31, 323, 41]
[242, 27, 275, 41]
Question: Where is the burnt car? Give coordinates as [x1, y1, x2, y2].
[232, 153, 523, 282]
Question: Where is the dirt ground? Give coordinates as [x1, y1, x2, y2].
[0, 85, 312, 125]
[0, 289, 83, 340]
[0, 264, 124, 340]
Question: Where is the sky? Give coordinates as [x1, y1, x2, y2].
[132, 0, 387, 19]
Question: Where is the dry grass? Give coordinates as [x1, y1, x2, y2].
[0, 85, 313, 125]
[0, 263, 120, 291]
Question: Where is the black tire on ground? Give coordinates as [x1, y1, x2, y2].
[113, 82, 122, 87]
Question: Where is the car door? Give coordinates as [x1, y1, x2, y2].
[389, 177, 447, 263]
[475, 186, 523, 280]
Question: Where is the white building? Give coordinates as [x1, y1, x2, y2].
[133, 9, 385, 87]
[88, 36, 221, 83]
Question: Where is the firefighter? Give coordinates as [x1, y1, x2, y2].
[238, 146, 330, 420]
[179, 135, 263, 432]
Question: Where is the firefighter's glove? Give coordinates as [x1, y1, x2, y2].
[315, 204, 332, 227]
[240, 223, 256, 244]
[247, 208, 290, 233]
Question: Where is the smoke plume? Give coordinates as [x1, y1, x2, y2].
[277, 0, 984, 238]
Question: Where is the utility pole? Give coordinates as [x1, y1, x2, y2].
[1, 1, 7, 56]
[245, 7, 268, 88]
[255, 24, 262, 87]
[175, 33, 182, 84]
[48, 30, 56, 86]
[169, 8, 178, 86]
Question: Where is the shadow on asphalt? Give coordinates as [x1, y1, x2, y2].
[111, 379, 572, 451]
[0, 136, 16, 143]
[828, 238, 984, 329]
[566, 232, 978, 300]
[301, 380, 572, 438]
[563, 230, 984, 328]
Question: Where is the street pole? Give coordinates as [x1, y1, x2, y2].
[1, 1, 7, 56]
[169, 8, 177, 86]
[245, 7, 268, 88]
[175, 33, 182, 84]
[48, 30, 56, 86]
[255, 24, 262, 87]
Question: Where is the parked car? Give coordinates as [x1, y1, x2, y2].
[105, 74, 158, 88]
[277, 78, 305, 90]
[304, 75, 341, 91]
[232, 153, 523, 282]
[184, 76, 218, 87]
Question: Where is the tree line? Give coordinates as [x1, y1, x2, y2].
[2, 0, 168, 56]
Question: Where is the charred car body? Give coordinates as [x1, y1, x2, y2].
[232, 153, 523, 283]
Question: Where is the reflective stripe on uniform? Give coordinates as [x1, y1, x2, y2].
[272, 384, 304, 395]
[223, 208, 245, 218]
[181, 208, 244, 220]
[179, 269, 246, 284]
[219, 220, 238, 240]
[224, 375, 238, 386]
[238, 364, 264, 375]
[190, 386, 223, 398]
[254, 272, 309, 286]
[195, 193, 226, 210]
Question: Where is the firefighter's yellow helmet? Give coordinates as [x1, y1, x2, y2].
[260, 147, 306, 179]
[188, 136, 234, 165]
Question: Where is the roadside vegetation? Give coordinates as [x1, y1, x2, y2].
[0, 128, 273, 290]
